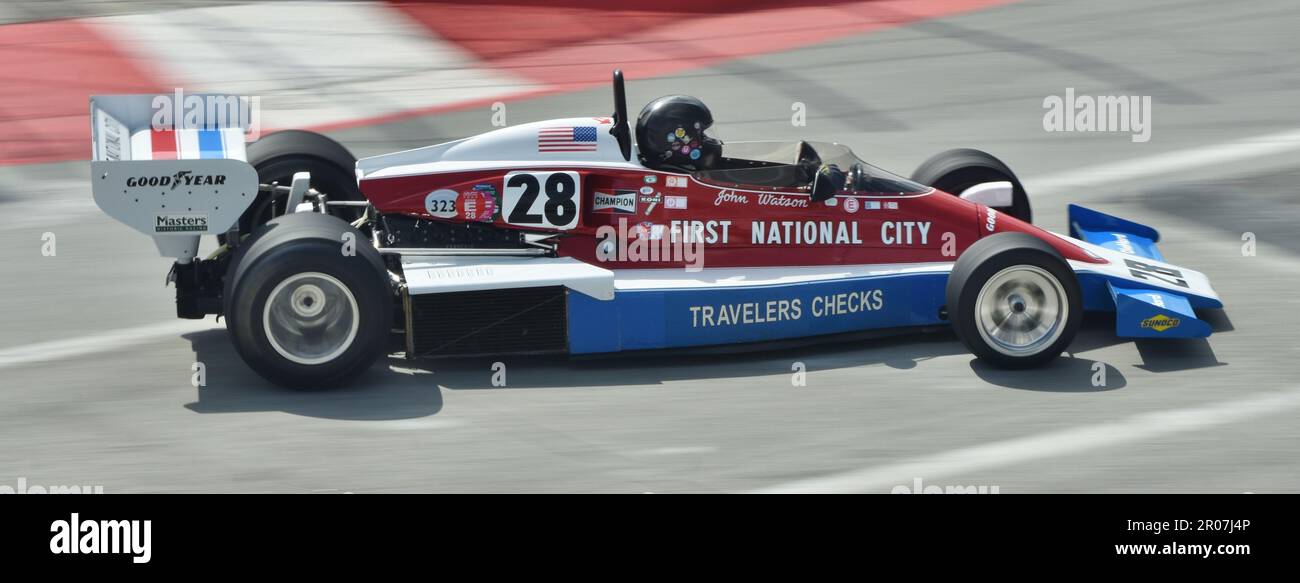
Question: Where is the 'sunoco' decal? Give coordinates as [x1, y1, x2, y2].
[1141, 314, 1181, 332]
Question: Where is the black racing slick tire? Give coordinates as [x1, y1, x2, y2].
[236, 130, 364, 237]
[223, 212, 391, 389]
[946, 232, 1081, 369]
[911, 148, 1032, 223]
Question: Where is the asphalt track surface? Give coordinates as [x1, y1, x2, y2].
[2, 0, 1300, 493]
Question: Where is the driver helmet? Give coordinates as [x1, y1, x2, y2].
[635, 95, 722, 171]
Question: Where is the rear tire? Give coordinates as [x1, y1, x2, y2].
[946, 232, 1080, 368]
[223, 212, 391, 388]
[911, 148, 1032, 223]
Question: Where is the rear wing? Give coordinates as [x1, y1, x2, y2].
[90, 94, 260, 263]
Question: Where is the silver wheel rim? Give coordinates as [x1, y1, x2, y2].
[974, 265, 1068, 357]
[263, 272, 360, 365]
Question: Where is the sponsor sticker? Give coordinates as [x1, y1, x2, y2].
[843, 197, 860, 213]
[885, 201, 899, 210]
[862, 200, 882, 211]
[665, 195, 688, 210]
[825, 197, 838, 207]
[458, 186, 497, 222]
[126, 171, 227, 190]
[96, 109, 126, 161]
[1141, 314, 1181, 332]
[640, 192, 663, 214]
[665, 176, 688, 188]
[644, 175, 658, 184]
[425, 189, 459, 218]
[594, 189, 638, 214]
[154, 214, 208, 233]
[639, 186, 655, 195]
[1112, 232, 1136, 254]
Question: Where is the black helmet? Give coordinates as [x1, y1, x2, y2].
[635, 95, 722, 170]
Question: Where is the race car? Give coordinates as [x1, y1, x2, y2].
[90, 71, 1222, 388]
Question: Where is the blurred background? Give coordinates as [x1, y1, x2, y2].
[1, 0, 1298, 493]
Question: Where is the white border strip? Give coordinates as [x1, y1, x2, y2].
[0, 320, 219, 371]
[1028, 128, 1300, 192]
[749, 386, 1300, 493]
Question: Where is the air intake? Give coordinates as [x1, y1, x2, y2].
[407, 286, 568, 357]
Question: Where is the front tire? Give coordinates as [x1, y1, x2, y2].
[223, 212, 391, 388]
[946, 232, 1081, 368]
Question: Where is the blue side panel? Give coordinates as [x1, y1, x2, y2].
[567, 291, 623, 353]
[1068, 204, 1163, 261]
[1075, 272, 1119, 311]
[567, 272, 949, 354]
[1108, 283, 1211, 338]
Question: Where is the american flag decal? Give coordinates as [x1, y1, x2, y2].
[538, 126, 598, 152]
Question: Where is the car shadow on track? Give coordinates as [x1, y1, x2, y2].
[179, 310, 1226, 417]
[970, 357, 1127, 393]
[977, 312, 1227, 390]
[181, 329, 444, 421]
[946, 314, 1129, 392]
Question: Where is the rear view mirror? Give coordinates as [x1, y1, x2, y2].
[610, 69, 632, 162]
[956, 181, 1014, 207]
[810, 164, 845, 202]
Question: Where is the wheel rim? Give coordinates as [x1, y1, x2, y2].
[974, 265, 1068, 357]
[263, 272, 360, 365]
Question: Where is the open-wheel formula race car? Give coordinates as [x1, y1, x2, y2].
[90, 71, 1223, 388]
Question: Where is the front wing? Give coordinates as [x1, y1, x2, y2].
[1065, 204, 1222, 339]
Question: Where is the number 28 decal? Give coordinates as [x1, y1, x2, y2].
[503, 171, 581, 230]
[1125, 259, 1189, 288]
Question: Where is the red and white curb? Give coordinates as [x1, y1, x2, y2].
[0, 0, 1014, 165]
